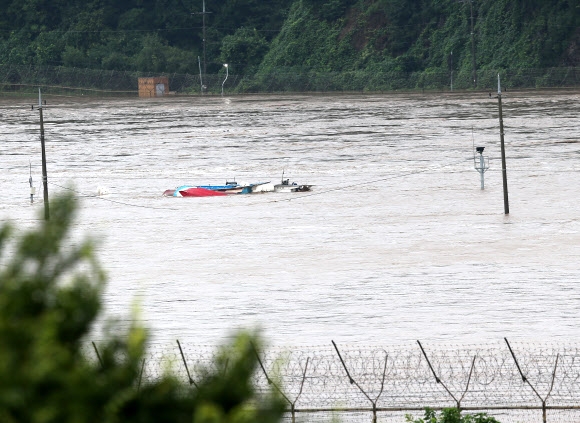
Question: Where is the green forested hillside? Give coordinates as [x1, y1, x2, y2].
[0, 0, 290, 74]
[258, 0, 579, 74]
[0, 0, 578, 90]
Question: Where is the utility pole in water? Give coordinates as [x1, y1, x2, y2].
[37, 89, 50, 220]
[497, 75, 509, 214]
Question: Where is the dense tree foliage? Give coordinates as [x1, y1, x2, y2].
[0, 193, 285, 423]
[0, 0, 578, 77]
[406, 407, 501, 423]
[0, 0, 293, 74]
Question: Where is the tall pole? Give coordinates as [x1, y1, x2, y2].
[470, 1, 477, 88]
[38, 89, 49, 220]
[202, 0, 206, 77]
[479, 152, 485, 190]
[192, 1, 211, 93]
[497, 75, 509, 214]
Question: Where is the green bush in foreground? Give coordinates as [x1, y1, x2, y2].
[406, 407, 501, 423]
[0, 193, 285, 423]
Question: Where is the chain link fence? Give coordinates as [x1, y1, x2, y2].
[87, 340, 580, 423]
[1, 64, 579, 96]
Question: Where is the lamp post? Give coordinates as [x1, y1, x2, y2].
[221, 63, 228, 96]
[474, 146, 489, 190]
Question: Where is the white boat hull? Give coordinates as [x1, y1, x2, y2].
[250, 182, 275, 193]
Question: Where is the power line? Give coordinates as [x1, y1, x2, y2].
[50, 183, 179, 211]
[42, 161, 464, 210]
[253, 159, 468, 205]
[0, 159, 575, 212]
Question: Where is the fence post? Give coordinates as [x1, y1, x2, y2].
[417, 341, 465, 411]
[92, 341, 104, 369]
[137, 358, 146, 392]
[544, 354, 560, 423]
[505, 338, 559, 423]
[332, 341, 388, 423]
[176, 339, 197, 387]
[251, 342, 294, 412]
[291, 357, 310, 423]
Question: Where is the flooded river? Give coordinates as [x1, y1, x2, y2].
[1, 91, 579, 347]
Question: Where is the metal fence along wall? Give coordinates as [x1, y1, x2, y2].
[117, 339, 580, 423]
[1, 64, 579, 95]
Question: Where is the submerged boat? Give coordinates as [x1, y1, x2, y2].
[163, 181, 270, 197]
[179, 187, 227, 197]
[162, 173, 312, 197]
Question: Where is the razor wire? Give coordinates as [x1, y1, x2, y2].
[85, 340, 580, 422]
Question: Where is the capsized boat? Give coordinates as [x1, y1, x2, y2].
[179, 187, 227, 197]
[163, 181, 270, 197]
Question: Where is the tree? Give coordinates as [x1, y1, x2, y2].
[220, 27, 269, 74]
[406, 407, 501, 423]
[0, 193, 285, 423]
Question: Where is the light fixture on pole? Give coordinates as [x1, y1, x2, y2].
[221, 63, 228, 96]
[473, 146, 489, 189]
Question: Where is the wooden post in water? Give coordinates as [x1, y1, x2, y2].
[38, 89, 50, 220]
[497, 75, 509, 214]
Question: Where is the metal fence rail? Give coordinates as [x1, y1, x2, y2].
[98, 339, 580, 423]
[1, 64, 579, 96]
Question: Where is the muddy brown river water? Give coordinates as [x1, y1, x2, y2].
[1, 91, 579, 347]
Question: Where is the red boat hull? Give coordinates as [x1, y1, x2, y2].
[179, 187, 228, 197]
